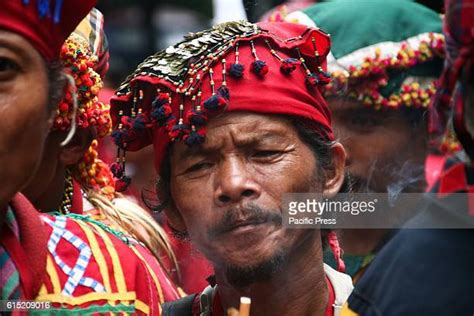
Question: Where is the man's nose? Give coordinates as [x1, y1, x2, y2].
[214, 157, 261, 205]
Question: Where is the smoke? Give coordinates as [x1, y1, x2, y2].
[349, 159, 425, 206]
[386, 160, 425, 206]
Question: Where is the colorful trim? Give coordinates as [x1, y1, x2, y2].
[1, 208, 21, 300]
[35, 291, 136, 306]
[45, 255, 61, 294]
[325, 33, 444, 109]
[41, 215, 106, 295]
[74, 219, 113, 292]
[327, 32, 444, 70]
[91, 223, 128, 293]
[30, 303, 136, 315]
[50, 212, 131, 245]
[130, 246, 165, 304]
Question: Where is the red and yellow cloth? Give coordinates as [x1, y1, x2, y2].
[1, 193, 181, 315]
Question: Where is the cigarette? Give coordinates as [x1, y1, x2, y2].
[239, 297, 251, 316]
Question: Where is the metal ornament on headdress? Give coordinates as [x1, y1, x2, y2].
[111, 21, 331, 191]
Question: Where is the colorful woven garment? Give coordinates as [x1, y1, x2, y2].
[34, 211, 180, 315]
[0, 208, 22, 300]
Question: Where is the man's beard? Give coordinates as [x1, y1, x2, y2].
[208, 169, 322, 288]
[208, 203, 286, 288]
[224, 249, 288, 288]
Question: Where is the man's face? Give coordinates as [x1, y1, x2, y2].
[0, 30, 51, 208]
[169, 113, 328, 285]
[330, 98, 429, 195]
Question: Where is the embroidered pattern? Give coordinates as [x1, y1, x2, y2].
[41, 215, 105, 295]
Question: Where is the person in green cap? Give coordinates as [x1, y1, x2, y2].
[285, 0, 445, 281]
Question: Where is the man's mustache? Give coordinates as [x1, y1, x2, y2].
[208, 203, 282, 239]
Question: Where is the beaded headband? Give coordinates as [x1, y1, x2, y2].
[56, 33, 114, 199]
[325, 33, 445, 110]
[110, 21, 333, 191]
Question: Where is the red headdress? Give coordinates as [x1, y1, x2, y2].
[111, 21, 332, 190]
[430, 0, 474, 159]
[0, 0, 97, 61]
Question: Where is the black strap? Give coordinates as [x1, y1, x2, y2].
[161, 294, 197, 316]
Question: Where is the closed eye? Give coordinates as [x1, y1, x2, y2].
[186, 161, 214, 173]
[252, 150, 284, 159]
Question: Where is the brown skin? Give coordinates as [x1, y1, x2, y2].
[0, 30, 54, 217]
[167, 112, 346, 315]
[21, 128, 94, 213]
[329, 98, 429, 255]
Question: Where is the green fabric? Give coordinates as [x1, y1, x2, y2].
[379, 58, 443, 97]
[323, 248, 375, 277]
[2, 270, 20, 299]
[30, 303, 136, 315]
[302, 0, 442, 59]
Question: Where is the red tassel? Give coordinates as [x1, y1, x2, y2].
[168, 123, 190, 141]
[280, 58, 299, 74]
[165, 117, 177, 132]
[185, 109, 208, 126]
[327, 231, 345, 272]
[203, 95, 228, 112]
[114, 176, 131, 192]
[252, 60, 268, 76]
[120, 116, 133, 129]
[317, 70, 332, 85]
[110, 162, 124, 178]
[183, 128, 207, 146]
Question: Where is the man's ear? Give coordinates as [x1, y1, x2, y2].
[59, 128, 96, 166]
[323, 142, 347, 198]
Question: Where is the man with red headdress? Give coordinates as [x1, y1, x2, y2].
[111, 21, 353, 315]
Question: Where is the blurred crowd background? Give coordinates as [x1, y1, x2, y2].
[97, 0, 443, 88]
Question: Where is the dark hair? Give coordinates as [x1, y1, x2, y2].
[290, 118, 352, 248]
[290, 118, 351, 193]
[399, 106, 428, 129]
[46, 61, 67, 113]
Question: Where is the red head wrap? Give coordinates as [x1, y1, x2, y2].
[111, 21, 332, 185]
[430, 0, 474, 159]
[0, 0, 97, 61]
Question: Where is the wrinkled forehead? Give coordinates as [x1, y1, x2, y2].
[170, 112, 300, 157]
